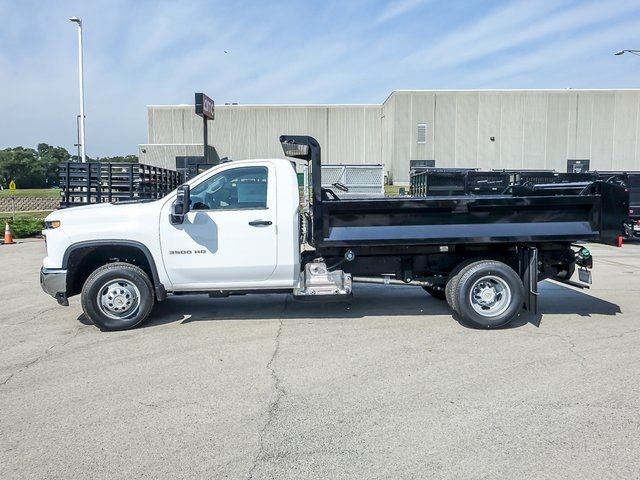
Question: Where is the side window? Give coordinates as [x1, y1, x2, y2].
[190, 166, 268, 211]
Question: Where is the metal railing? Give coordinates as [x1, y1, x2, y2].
[321, 165, 384, 198]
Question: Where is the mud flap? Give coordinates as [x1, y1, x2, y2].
[518, 246, 539, 314]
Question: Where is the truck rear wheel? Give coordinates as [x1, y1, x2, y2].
[81, 262, 155, 331]
[445, 260, 476, 313]
[452, 260, 524, 329]
[445, 275, 460, 311]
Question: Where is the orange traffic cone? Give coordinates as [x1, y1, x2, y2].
[3, 222, 14, 245]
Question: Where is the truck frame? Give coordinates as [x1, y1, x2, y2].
[41, 135, 629, 330]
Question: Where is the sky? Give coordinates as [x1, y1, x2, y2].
[1, 0, 640, 156]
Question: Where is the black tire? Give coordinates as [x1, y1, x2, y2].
[445, 260, 477, 313]
[423, 285, 446, 300]
[81, 262, 155, 331]
[445, 273, 460, 311]
[452, 260, 524, 329]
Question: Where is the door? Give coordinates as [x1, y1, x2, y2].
[160, 163, 278, 289]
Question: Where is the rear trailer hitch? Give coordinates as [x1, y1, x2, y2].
[575, 247, 593, 268]
[550, 246, 593, 289]
[573, 247, 593, 285]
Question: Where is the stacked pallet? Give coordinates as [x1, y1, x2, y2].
[58, 162, 182, 208]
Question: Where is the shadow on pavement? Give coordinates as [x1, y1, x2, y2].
[73, 281, 621, 331]
[508, 281, 622, 329]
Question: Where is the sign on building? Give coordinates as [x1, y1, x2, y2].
[195, 93, 215, 120]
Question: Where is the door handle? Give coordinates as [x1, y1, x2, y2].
[248, 220, 272, 227]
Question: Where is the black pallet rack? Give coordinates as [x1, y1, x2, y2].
[59, 162, 182, 208]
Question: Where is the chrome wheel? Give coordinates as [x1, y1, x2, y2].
[97, 278, 141, 320]
[469, 275, 512, 318]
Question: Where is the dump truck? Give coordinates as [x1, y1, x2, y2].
[41, 136, 629, 331]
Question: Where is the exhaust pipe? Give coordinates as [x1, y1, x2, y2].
[352, 276, 433, 287]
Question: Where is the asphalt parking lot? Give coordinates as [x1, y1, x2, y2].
[1, 239, 639, 479]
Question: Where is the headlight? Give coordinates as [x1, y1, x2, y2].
[45, 220, 61, 229]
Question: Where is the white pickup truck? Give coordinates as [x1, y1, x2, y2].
[41, 136, 628, 331]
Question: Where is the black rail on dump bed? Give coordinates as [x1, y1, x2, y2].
[279, 135, 629, 252]
[410, 169, 597, 197]
[410, 170, 516, 196]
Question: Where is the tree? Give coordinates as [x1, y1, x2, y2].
[0, 144, 138, 189]
[69, 154, 138, 163]
[38, 143, 71, 187]
[0, 144, 71, 188]
[96, 155, 139, 163]
[0, 147, 40, 188]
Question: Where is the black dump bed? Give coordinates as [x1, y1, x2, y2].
[594, 171, 640, 221]
[279, 135, 629, 250]
[319, 181, 627, 248]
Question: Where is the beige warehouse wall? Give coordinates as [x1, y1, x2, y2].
[144, 89, 640, 184]
[138, 144, 205, 170]
[146, 104, 383, 169]
[387, 90, 640, 183]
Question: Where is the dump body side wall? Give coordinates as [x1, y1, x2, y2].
[316, 195, 602, 249]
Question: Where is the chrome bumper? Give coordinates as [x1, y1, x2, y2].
[40, 267, 69, 306]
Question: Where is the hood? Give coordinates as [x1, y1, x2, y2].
[45, 200, 163, 224]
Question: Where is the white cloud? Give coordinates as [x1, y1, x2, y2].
[376, 0, 430, 24]
[0, 0, 639, 156]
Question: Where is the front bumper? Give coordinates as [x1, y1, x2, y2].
[40, 267, 69, 306]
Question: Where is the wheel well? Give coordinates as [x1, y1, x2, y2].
[66, 244, 155, 297]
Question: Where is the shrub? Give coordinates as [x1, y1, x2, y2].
[0, 215, 45, 238]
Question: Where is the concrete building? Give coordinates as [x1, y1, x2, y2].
[140, 89, 640, 184]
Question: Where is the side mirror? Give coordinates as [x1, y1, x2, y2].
[170, 184, 190, 224]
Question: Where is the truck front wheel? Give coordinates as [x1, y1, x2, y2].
[452, 260, 524, 329]
[81, 262, 155, 331]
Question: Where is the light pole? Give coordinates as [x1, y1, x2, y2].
[614, 49, 640, 57]
[69, 16, 86, 163]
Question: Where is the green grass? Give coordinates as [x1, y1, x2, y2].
[0, 210, 53, 218]
[0, 188, 60, 198]
[385, 185, 410, 197]
[0, 211, 49, 238]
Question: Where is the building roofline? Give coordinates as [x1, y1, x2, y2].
[148, 88, 640, 110]
[146, 103, 382, 109]
[382, 88, 640, 104]
[390, 88, 640, 92]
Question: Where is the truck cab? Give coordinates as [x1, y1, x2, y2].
[41, 157, 302, 328]
[158, 158, 300, 290]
